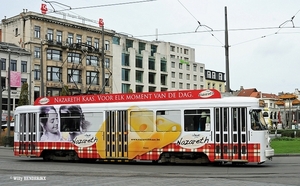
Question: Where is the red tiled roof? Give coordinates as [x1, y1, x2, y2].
[237, 88, 257, 96]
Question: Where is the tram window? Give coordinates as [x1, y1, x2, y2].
[130, 111, 153, 132]
[59, 106, 82, 132]
[184, 109, 210, 131]
[156, 110, 181, 132]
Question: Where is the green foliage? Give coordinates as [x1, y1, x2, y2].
[281, 130, 300, 138]
[61, 85, 70, 96]
[271, 138, 300, 154]
[1, 136, 14, 147]
[128, 89, 133, 93]
[18, 82, 29, 106]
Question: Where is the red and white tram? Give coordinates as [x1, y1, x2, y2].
[13, 89, 274, 164]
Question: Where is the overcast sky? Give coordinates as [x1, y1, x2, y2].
[1, 0, 300, 94]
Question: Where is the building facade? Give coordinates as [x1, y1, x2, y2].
[204, 69, 226, 92]
[1, 10, 115, 103]
[0, 42, 31, 122]
[1, 10, 224, 105]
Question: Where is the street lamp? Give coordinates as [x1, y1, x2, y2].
[6, 48, 11, 147]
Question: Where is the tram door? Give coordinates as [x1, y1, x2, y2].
[214, 107, 230, 160]
[231, 107, 248, 161]
[19, 113, 37, 155]
[214, 107, 248, 161]
[105, 110, 128, 159]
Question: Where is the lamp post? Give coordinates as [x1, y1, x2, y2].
[6, 48, 11, 147]
[40, 41, 45, 97]
[99, 18, 105, 94]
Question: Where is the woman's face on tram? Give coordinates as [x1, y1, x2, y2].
[45, 108, 59, 134]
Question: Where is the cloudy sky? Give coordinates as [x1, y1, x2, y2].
[1, 0, 300, 94]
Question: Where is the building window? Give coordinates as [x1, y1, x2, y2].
[67, 33, 74, 44]
[136, 85, 143, 92]
[10, 60, 17, 71]
[21, 61, 27, 73]
[171, 72, 175, 78]
[122, 54, 130, 66]
[186, 64, 190, 70]
[212, 72, 216, 79]
[200, 67, 204, 73]
[105, 58, 110, 68]
[179, 82, 183, 89]
[179, 73, 183, 79]
[34, 65, 40, 80]
[87, 37, 92, 45]
[193, 65, 197, 72]
[186, 83, 190, 89]
[207, 82, 210, 89]
[194, 84, 197, 89]
[200, 85, 204, 89]
[86, 71, 98, 85]
[21, 78, 27, 85]
[161, 74, 167, 86]
[67, 52, 81, 64]
[149, 72, 155, 84]
[136, 71, 143, 83]
[212, 83, 215, 89]
[148, 58, 155, 70]
[138, 42, 146, 54]
[172, 82, 175, 88]
[122, 69, 130, 81]
[200, 76, 203, 82]
[151, 45, 157, 56]
[161, 59, 167, 72]
[47, 29, 54, 41]
[186, 74, 190, 80]
[76, 34, 82, 43]
[47, 66, 62, 82]
[126, 39, 133, 51]
[219, 73, 223, 80]
[219, 84, 222, 91]
[194, 75, 197, 81]
[207, 71, 211, 78]
[105, 73, 110, 87]
[170, 46, 175, 52]
[112, 37, 120, 45]
[94, 38, 99, 49]
[136, 56, 143, 68]
[56, 31, 62, 43]
[86, 55, 98, 66]
[34, 47, 41, 58]
[105, 40, 110, 51]
[0, 58, 6, 70]
[67, 69, 81, 83]
[34, 86, 40, 101]
[171, 62, 175, 68]
[34, 26, 40, 38]
[122, 83, 130, 93]
[149, 86, 156, 92]
[179, 63, 182, 69]
[47, 49, 62, 61]
[171, 55, 175, 58]
[184, 49, 189, 55]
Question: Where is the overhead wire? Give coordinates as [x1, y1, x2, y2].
[43, 0, 156, 13]
[177, 0, 223, 46]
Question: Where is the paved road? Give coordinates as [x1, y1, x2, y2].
[0, 147, 300, 186]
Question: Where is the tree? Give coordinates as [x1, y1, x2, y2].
[18, 82, 29, 106]
[61, 85, 70, 96]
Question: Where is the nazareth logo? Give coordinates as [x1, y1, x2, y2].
[177, 133, 209, 149]
[199, 89, 214, 98]
[72, 133, 98, 148]
[39, 97, 49, 105]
